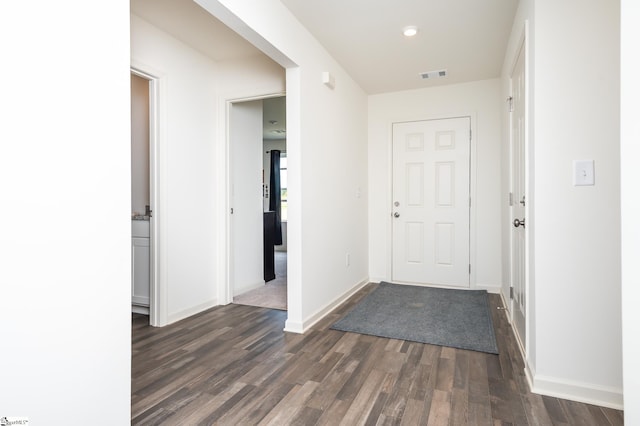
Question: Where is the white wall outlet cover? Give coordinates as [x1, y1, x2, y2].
[573, 160, 595, 186]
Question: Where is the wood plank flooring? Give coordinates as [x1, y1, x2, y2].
[132, 283, 624, 425]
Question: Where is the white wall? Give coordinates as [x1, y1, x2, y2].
[216, 55, 286, 97]
[131, 15, 285, 323]
[621, 0, 640, 420]
[131, 14, 219, 321]
[503, 0, 622, 408]
[131, 73, 151, 216]
[368, 79, 503, 291]
[533, 0, 622, 407]
[197, 0, 369, 332]
[0, 0, 131, 422]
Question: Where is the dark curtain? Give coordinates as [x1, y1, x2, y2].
[269, 150, 283, 245]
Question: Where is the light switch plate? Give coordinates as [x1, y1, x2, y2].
[573, 160, 595, 186]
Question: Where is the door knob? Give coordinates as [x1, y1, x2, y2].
[513, 218, 525, 228]
[394, 212, 400, 218]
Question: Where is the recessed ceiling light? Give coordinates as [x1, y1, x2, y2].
[403, 26, 418, 37]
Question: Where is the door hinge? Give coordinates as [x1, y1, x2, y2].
[469, 129, 472, 140]
[510, 286, 514, 299]
[509, 192, 514, 206]
[230, 208, 234, 214]
[507, 96, 514, 112]
[469, 197, 471, 207]
[469, 264, 471, 274]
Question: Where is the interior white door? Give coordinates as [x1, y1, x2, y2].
[392, 117, 471, 288]
[230, 100, 265, 296]
[511, 42, 527, 346]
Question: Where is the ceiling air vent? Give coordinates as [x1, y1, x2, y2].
[420, 69, 448, 80]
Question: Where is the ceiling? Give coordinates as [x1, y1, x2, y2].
[262, 97, 287, 141]
[280, 0, 520, 94]
[131, 0, 519, 135]
[131, 0, 263, 61]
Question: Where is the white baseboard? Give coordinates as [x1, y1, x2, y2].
[167, 299, 218, 325]
[498, 290, 511, 317]
[132, 304, 149, 315]
[525, 363, 535, 395]
[283, 277, 370, 334]
[497, 289, 529, 365]
[529, 371, 623, 410]
[132, 295, 150, 306]
[495, 290, 622, 410]
[283, 319, 304, 334]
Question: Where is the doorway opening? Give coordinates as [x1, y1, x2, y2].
[229, 95, 288, 311]
[130, 69, 160, 326]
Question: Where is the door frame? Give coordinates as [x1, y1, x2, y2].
[131, 64, 166, 327]
[508, 21, 530, 354]
[388, 113, 478, 289]
[217, 91, 286, 306]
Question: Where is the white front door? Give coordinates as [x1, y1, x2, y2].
[511, 41, 527, 347]
[392, 117, 471, 288]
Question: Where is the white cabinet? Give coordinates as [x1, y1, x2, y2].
[132, 220, 150, 307]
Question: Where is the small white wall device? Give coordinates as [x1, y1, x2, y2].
[322, 71, 335, 89]
[573, 160, 595, 186]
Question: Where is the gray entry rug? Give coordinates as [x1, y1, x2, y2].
[331, 282, 498, 354]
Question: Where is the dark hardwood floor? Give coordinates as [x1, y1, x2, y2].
[132, 283, 624, 425]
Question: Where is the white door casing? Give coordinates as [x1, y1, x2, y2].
[218, 92, 286, 308]
[511, 40, 527, 348]
[392, 117, 471, 288]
